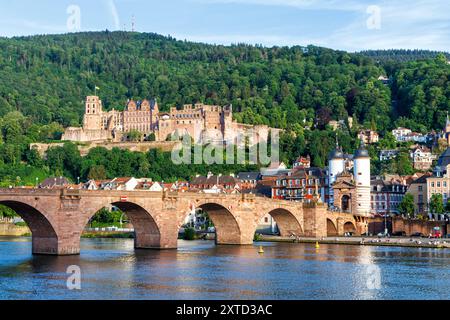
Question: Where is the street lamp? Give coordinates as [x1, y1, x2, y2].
[35, 177, 38, 188]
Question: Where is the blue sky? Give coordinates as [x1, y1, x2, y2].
[1, 0, 449, 52]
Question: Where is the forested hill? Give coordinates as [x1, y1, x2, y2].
[360, 49, 450, 63]
[0, 31, 390, 131]
[0, 31, 448, 136]
[0, 31, 447, 185]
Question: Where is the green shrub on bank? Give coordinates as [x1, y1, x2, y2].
[183, 227, 197, 240]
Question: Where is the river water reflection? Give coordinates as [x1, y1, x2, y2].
[0, 237, 449, 300]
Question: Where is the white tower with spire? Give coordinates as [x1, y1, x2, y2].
[353, 140, 371, 216]
[328, 139, 345, 207]
[445, 112, 450, 145]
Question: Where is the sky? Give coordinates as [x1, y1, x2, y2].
[0, 0, 449, 52]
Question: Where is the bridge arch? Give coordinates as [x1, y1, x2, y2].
[261, 208, 303, 237]
[81, 200, 163, 250]
[327, 218, 338, 236]
[0, 200, 58, 255]
[343, 221, 357, 235]
[184, 201, 243, 245]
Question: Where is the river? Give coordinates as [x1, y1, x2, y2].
[0, 237, 449, 300]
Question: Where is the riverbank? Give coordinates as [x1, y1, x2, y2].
[81, 231, 134, 239]
[0, 223, 29, 236]
[258, 235, 450, 249]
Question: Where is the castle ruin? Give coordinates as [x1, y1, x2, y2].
[62, 96, 277, 145]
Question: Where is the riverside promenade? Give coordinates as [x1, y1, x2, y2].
[259, 235, 450, 249]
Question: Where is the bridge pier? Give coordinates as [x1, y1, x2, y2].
[302, 203, 327, 238]
[215, 228, 254, 245]
[32, 234, 81, 255]
[32, 236, 59, 255]
[134, 230, 178, 249]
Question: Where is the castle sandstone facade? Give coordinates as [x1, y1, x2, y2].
[62, 96, 277, 145]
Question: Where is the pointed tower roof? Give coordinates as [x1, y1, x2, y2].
[328, 135, 344, 160]
[445, 111, 450, 129]
[354, 139, 370, 159]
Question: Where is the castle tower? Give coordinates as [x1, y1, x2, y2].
[353, 141, 371, 216]
[328, 142, 345, 207]
[85, 96, 102, 115]
[150, 99, 159, 131]
[83, 96, 103, 130]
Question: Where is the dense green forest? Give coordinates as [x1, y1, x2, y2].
[0, 31, 448, 185]
[360, 49, 449, 64]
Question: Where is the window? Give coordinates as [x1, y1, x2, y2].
[418, 186, 423, 191]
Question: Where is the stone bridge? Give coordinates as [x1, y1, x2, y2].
[0, 189, 368, 255]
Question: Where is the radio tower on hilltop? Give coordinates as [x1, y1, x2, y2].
[132, 15, 135, 32]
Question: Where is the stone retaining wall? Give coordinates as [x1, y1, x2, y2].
[30, 141, 180, 157]
[0, 223, 30, 236]
[392, 217, 447, 236]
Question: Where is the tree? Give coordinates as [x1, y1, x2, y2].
[429, 194, 444, 214]
[25, 148, 44, 168]
[0, 204, 18, 218]
[396, 152, 414, 175]
[316, 107, 332, 129]
[128, 130, 142, 142]
[378, 132, 397, 150]
[146, 132, 156, 142]
[88, 165, 107, 180]
[398, 194, 415, 217]
[445, 200, 450, 213]
[90, 207, 122, 226]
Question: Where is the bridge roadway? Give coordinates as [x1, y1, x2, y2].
[0, 188, 368, 255]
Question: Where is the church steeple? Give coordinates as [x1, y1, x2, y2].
[445, 112, 450, 145]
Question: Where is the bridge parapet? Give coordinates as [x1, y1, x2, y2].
[61, 188, 81, 200]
